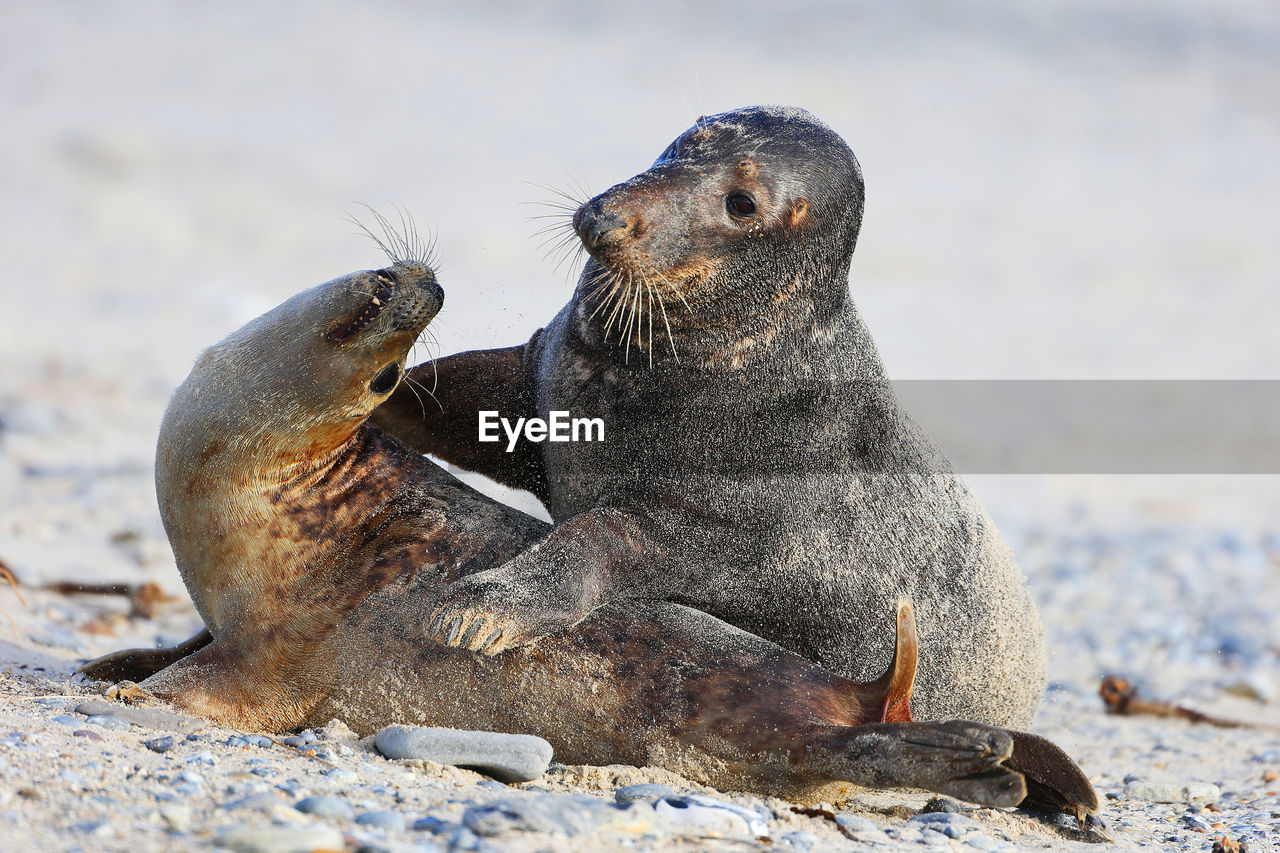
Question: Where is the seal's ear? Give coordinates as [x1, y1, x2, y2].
[787, 198, 810, 229]
[863, 597, 917, 723]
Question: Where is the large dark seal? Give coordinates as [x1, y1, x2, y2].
[80, 252, 1094, 814]
[370, 105, 1047, 728]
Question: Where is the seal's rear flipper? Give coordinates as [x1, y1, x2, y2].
[78, 628, 213, 683]
[1004, 729, 1100, 820]
[812, 720, 1026, 808]
[860, 597, 917, 723]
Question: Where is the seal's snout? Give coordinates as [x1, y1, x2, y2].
[575, 203, 628, 250]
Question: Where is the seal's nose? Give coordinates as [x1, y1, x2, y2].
[574, 203, 628, 250]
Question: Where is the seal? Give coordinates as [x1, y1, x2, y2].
[369, 105, 1047, 728]
[80, 249, 1095, 814]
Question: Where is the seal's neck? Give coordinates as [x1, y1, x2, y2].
[159, 424, 408, 636]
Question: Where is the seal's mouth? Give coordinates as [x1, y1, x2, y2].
[327, 272, 396, 344]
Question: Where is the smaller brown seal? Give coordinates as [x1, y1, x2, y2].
[81, 250, 1096, 814]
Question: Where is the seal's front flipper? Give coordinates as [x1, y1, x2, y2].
[1003, 729, 1099, 820]
[78, 628, 214, 683]
[371, 345, 549, 501]
[427, 507, 655, 654]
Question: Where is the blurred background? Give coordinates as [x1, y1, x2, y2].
[1, 1, 1277, 701]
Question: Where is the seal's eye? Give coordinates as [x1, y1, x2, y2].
[725, 193, 757, 218]
[369, 363, 401, 395]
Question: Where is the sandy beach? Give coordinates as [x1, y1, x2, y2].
[2, 2, 1278, 850]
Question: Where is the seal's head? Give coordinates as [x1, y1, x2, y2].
[570, 105, 864, 362]
[161, 260, 443, 480]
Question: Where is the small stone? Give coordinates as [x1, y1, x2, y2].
[295, 794, 355, 820]
[159, 804, 192, 831]
[73, 729, 104, 742]
[213, 824, 345, 853]
[226, 736, 251, 748]
[374, 725, 553, 783]
[834, 814, 880, 836]
[1122, 774, 1143, 784]
[356, 810, 405, 832]
[615, 783, 673, 804]
[245, 735, 273, 748]
[779, 829, 820, 850]
[86, 714, 132, 731]
[280, 736, 311, 749]
[145, 735, 176, 753]
[1182, 813, 1212, 831]
[907, 811, 985, 839]
[321, 767, 357, 782]
[921, 796, 963, 813]
[412, 815, 455, 834]
[653, 794, 758, 837]
[1222, 673, 1274, 703]
[966, 838, 1005, 851]
[223, 792, 303, 824]
[1124, 781, 1221, 805]
[51, 715, 79, 727]
[75, 699, 201, 733]
[462, 794, 614, 837]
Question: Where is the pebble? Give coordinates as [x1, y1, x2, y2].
[907, 812, 986, 839]
[462, 794, 615, 837]
[145, 735, 175, 753]
[356, 810, 406, 832]
[1124, 781, 1222, 805]
[835, 813, 887, 841]
[51, 715, 79, 727]
[212, 824, 345, 853]
[615, 783, 672, 804]
[653, 794, 766, 836]
[223, 793, 304, 824]
[321, 767, 357, 782]
[779, 829, 820, 850]
[85, 714, 131, 732]
[72, 729, 104, 742]
[74, 699, 201, 733]
[294, 794, 354, 821]
[412, 815, 456, 834]
[374, 725, 553, 783]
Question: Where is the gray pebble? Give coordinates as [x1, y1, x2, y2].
[145, 735, 175, 753]
[223, 793, 301, 823]
[615, 783, 672, 804]
[374, 725, 553, 783]
[72, 729, 104, 742]
[245, 735, 273, 748]
[653, 794, 766, 836]
[921, 796, 963, 813]
[226, 736, 251, 748]
[1181, 813, 1212, 831]
[412, 816, 455, 834]
[86, 714, 131, 732]
[907, 811, 986, 838]
[75, 699, 200, 733]
[212, 824, 345, 853]
[35, 697, 68, 708]
[186, 751, 216, 766]
[322, 767, 356, 782]
[51, 715, 79, 726]
[1124, 781, 1221, 805]
[356, 810, 406, 832]
[966, 838, 1006, 851]
[280, 736, 310, 749]
[412, 809, 458, 829]
[463, 794, 613, 837]
[779, 830, 820, 850]
[295, 795, 354, 821]
[834, 813, 882, 836]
